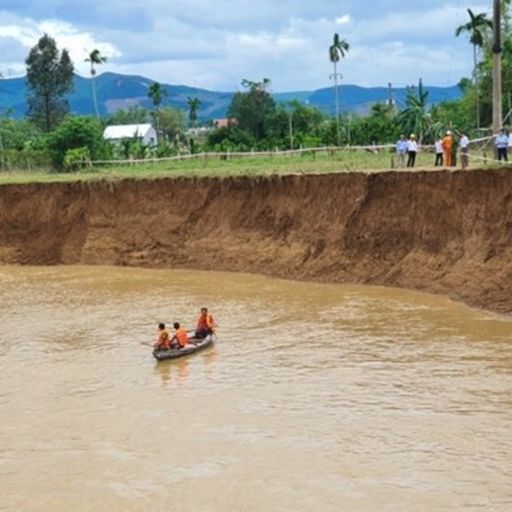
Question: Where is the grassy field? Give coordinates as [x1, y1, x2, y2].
[0, 149, 496, 185]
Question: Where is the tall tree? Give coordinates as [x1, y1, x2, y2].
[398, 79, 435, 142]
[187, 97, 202, 127]
[85, 49, 107, 118]
[148, 82, 167, 109]
[153, 106, 184, 144]
[228, 78, 276, 140]
[456, 9, 493, 128]
[328, 33, 349, 145]
[25, 34, 74, 132]
[148, 82, 167, 137]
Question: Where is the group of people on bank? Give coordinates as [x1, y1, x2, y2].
[396, 129, 511, 169]
[154, 307, 216, 351]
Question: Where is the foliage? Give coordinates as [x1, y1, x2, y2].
[328, 33, 350, 63]
[187, 97, 202, 126]
[46, 116, 109, 169]
[148, 82, 167, 109]
[398, 81, 438, 142]
[85, 49, 107, 77]
[107, 106, 149, 125]
[0, 118, 42, 150]
[455, 9, 493, 128]
[153, 106, 184, 142]
[85, 49, 107, 118]
[25, 34, 74, 132]
[63, 146, 91, 171]
[227, 79, 276, 140]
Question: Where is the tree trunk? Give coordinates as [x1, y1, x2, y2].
[91, 74, 100, 118]
[334, 61, 340, 147]
[474, 43, 480, 129]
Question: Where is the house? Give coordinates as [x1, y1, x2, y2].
[103, 124, 158, 146]
[214, 118, 238, 129]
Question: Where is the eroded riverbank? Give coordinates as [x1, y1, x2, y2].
[0, 170, 511, 313]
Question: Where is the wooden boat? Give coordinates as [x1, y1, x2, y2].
[152, 334, 215, 361]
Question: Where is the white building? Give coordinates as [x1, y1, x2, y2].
[103, 124, 158, 146]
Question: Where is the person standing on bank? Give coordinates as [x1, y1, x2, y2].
[434, 137, 443, 166]
[396, 135, 408, 168]
[495, 129, 509, 162]
[442, 131, 453, 167]
[459, 133, 469, 169]
[407, 134, 418, 168]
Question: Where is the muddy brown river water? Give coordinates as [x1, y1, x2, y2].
[1, 266, 512, 511]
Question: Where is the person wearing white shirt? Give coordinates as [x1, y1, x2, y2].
[459, 134, 469, 169]
[396, 135, 408, 168]
[407, 134, 418, 168]
[434, 138, 443, 166]
[495, 129, 509, 162]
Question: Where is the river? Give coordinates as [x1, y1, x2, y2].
[1, 266, 511, 511]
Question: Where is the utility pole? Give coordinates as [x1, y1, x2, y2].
[492, 0, 503, 133]
[388, 82, 394, 108]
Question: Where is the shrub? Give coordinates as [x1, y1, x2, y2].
[63, 147, 91, 171]
[46, 116, 109, 169]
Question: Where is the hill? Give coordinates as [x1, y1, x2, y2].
[0, 72, 461, 119]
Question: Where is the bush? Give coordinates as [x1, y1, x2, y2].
[63, 147, 91, 171]
[46, 116, 109, 169]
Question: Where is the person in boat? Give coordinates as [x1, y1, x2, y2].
[154, 323, 171, 350]
[195, 307, 216, 339]
[170, 322, 190, 349]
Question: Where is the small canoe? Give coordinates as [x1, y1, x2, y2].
[152, 334, 215, 361]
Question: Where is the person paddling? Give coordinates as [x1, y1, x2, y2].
[154, 323, 171, 350]
[170, 322, 190, 349]
[195, 307, 216, 339]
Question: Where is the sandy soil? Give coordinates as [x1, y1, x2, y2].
[1, 170, 511, 314]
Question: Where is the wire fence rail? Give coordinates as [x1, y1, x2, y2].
[0, 136, 502, 174]
[86, 136, 496, 167]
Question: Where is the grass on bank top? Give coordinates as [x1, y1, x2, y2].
[0, 149, 495, 185]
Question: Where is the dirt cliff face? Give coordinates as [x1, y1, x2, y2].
[1, 170, 511, 313]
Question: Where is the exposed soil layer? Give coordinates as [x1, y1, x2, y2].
[1, 170, 511, 313]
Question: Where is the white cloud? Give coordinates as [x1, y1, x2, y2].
[0, 12, 121, 77]
[0, 1, 491, 90]
[336, 15, 351, 25]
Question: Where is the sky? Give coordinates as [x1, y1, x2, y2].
[0, 0, 492, 92]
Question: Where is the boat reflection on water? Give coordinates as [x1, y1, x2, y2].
[153, 346, 218, 387]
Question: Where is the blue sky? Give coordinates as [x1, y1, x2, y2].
[0, 0, 490, 91]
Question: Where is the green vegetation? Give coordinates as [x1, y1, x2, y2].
[85, 49, 108, 118]
[328, 33, 350, 145]
[25, 34, 74, 132]
[0, 148, 498, 186]
[2, 5, 512, 182]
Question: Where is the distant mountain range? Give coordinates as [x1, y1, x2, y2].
[0, 72, 462, 119]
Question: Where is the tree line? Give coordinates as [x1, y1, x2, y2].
[1, 4, 512, 171]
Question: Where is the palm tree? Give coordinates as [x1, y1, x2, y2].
[455, 9, 492, 129]
[187, 97, 202, 127]
[148, 82, 167, 137]
[148, 82, 167, 109]
[85, 49, 107, 118]
[399, 79, 433, 142]
[328, 33, 349, 146]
